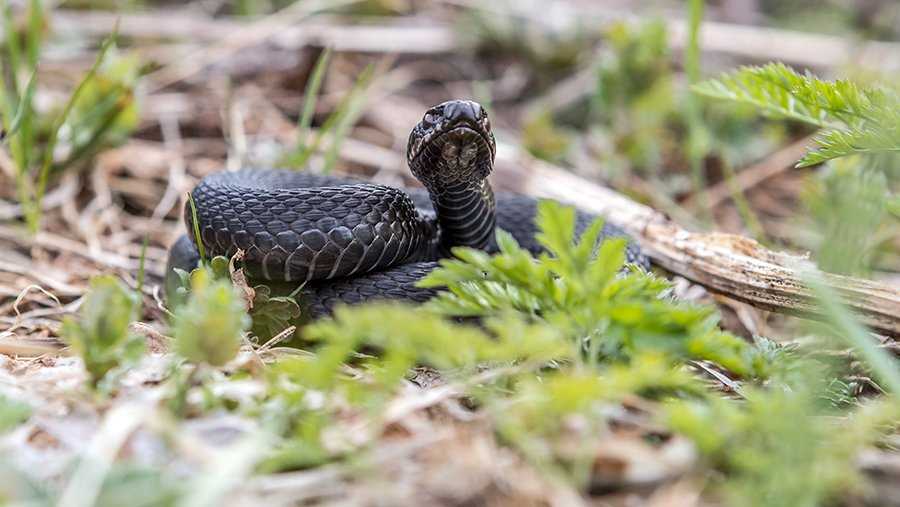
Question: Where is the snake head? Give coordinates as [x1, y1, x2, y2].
[407, 100, 496, 192]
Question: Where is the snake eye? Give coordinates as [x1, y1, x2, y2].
[423, 113, 437, 124]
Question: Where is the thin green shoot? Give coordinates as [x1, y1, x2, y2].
[285, 63, 376, 171]
[35, 27, 119, 210]
[296, 47, 333, 150]
[323, 63, 376, 172]
[3, 70, 36, 140]
[2, 2, 23, 91]
[187, 193, 207, 264]
[25, 0, 42, 68]
[54, 89, 130, 173]
[684, 0, 711, 223]
[722, 156, 767, 242]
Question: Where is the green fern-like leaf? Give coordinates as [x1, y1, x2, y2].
[694, 62, 900, 166]
[798, 123, 900, 167]
[694, 63, 877, 127]
[420, 200, 767, 376]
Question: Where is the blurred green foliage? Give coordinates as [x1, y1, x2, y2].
[61, 275, 144, 389]
[520, 18, 784, 209]
[172, 267, 249, 366]
[421, 200, 767, 377]
[695, 63, 900, 167]
[802, 161, 887, 275]
[759, 0, 900, 40]
[463, 4, 590, 86]
[668, 386, 898, 507]
[697, 63, 900, 274]
[0, 395, 31, 433]
[591, 20, 676, 173]
[170, 255, 303, 341]
[1, 0, 140, 232]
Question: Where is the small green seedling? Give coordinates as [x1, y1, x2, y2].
[61, 275, 144, 389]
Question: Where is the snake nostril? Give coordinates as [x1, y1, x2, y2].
[444, 100, 479, 124]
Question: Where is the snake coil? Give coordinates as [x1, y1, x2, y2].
[167, 100, 646, 317]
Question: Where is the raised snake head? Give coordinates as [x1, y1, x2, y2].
[407, 100, 496, 193]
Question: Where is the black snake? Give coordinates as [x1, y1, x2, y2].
[166, 100, 646, 317]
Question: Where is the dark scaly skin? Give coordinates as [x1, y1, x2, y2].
[167, 100, 647, 318]
[187, 170, 439, 282]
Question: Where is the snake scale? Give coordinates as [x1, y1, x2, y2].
[166, 100, 647, 317]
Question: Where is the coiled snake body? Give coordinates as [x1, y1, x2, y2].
[167, 100, 646, 316]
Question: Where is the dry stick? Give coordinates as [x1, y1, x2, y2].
[142, 0, 362, 93]
[0, 224, 162, 275]
[685, 135, 815, 209]
[32, 7, 900, 70]
[522, 156, 900, 339]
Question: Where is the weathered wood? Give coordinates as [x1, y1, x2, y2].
[523, 158, 900, 338]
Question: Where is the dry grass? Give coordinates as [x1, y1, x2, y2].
[2, 1, 899, 505]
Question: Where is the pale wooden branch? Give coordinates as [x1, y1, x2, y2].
[521, 157, 900, 339]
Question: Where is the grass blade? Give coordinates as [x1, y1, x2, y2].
[296, 47, 332, 150]
[322, 63, 376, 172]
[3, 69, 37, 141]
[187, 192, 207, 264]
[25, 0, 43, 68]
[33, 27, 118, 223]
[2, 1, 23, 94]
[803, 270, 900, 397]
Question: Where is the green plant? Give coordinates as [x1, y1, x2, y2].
[1, 2, 138, 232]
[665, 268, 900, 507]
[0, 395, 30, 433]
[420, 200, 767, 377]
[170, 255, 303, 341]
[696, 63, 900, 274]
[803, 270, 900, 396]
[172, 267, 249, 367]
[801, 161, 888, 275]
[591, 20, 676, 174]
[281, 49, 376, 172]
[461, 2, 591, 84]
[521, 109, 573, 162]
[684, 0, 712, 219]
[694, 62, 900, 167]
[61, 275, 144, 389]
[668, 385, 898, 507]
[255, 201, 774, 478]
[260, 304, 569, 471]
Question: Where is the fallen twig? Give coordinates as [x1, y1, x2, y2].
[523, 156, 900, 339]
[686, 136, 815, 209]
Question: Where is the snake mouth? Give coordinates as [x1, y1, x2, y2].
[408, 122, 494, 187]
[408, 120, 496, 183]
[407, 100, 496, 171]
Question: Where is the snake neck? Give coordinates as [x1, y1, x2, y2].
[430, 179, 496, 254]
